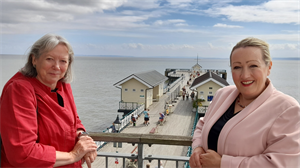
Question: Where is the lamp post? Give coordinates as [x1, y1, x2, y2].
[113, 115, 122, 166]
[113, 115, 121, 133]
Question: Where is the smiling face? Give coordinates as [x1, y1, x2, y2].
[32, 44, 69, 90]
[231, 46, 272, 100]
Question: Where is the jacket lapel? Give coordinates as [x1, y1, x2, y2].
[201, 86, 239, 150]
[217, 81, 274, 155]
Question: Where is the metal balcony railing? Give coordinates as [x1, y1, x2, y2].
[119, 102, 139, 110]
[90, 132, 192, 168]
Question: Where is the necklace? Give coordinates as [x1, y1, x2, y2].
[236, 96, 246, 108]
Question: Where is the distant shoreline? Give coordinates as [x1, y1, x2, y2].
[0, 54, 299, 60]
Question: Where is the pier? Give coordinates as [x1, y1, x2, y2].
[85, 71, 197, 168]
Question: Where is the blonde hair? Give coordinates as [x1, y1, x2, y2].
[230, 37, 271, 66]
[20, 34, 74, 83]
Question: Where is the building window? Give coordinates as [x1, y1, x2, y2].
[208, 91, 213, 95]
[209, 87, 213, 89]
[133, 89, 136, 92]
[200, 91, 204, 95]
[141, 89, 144, 92]
[124, 89, 128, 91]
[207, 95, 214, 101]
[140, 95, 144, 98]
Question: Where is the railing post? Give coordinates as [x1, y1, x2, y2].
[137, 143, 144, 167]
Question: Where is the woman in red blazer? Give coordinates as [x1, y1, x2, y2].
[189, 37, 300, 168]
[0, 34, 97, 167]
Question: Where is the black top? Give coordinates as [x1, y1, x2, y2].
[51, 88, 64, 107]
[207, 100, 239, 152]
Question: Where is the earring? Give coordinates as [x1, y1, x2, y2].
[33, 65, 36, 68]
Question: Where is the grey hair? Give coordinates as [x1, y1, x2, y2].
[230, 37, 271, 67]
[20, 34, 74, 83]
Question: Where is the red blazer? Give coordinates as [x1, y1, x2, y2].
[0, 72, 85, 167]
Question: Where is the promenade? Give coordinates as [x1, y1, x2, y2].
[85, 71, 196, 168]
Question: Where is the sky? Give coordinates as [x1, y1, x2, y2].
[0, 0, 299, 58]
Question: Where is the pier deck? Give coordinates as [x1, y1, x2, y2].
[85, 72, 195, 168]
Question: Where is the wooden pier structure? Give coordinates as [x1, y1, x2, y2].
[84, 71, 196, 168]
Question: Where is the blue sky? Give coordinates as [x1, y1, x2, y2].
[1, 0, 299, 58]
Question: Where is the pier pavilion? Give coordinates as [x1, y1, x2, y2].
[114, 70, 168, 116]
[190, 71, 229, 107]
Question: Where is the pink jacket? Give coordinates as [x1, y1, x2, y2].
[192, 81, 300, 168]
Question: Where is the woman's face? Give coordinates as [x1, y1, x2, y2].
[32, 44, 69, 90]
[231, 46, 272, 100]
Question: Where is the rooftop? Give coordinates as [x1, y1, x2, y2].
[190, 71, 229, 90]
[114, 70, 168, 88]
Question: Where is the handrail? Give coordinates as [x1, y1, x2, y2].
[184, 106, 199, 168]
[164, 76, 183, 94]
[90, 132, 192, 146]
[99, 104, 145, 150]
[90, 132, 192, 167]
[118, 101, 139, 110]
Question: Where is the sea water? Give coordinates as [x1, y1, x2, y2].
[1, 55, 299, 132]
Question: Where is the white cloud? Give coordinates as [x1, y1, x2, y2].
[167, 0, 193, 6]
[213, 23, 243, 28]
[175, 23, 188, 27]
[259, 34, 299, 42]
[153, 19, 187, 26]
[205, 0, 299, 24]
[122, 0, 160, 9]
[120, 43, 195, 50]
[270, 44, 299, 50]
[208, 42, 214, 49]
[122, 43, 145, 50]
[0, 0, 156, 34]
[181, 44, 194, 49]
[1, 0, 299, 58]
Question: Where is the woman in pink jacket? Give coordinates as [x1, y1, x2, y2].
[189, 37, 300, 168]
[0, 34, 97, 167]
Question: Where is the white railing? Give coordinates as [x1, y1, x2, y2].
[90, 132, 192, 168]
[164, 76, 183, 93]
[98, 104, 145, 150]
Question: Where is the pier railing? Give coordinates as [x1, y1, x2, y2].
[90, 132, 192, 168]
[164, 76, 183, 94]
[100, 104, 145, 149]
[184, 106, 199, 168]
[106, 104, 145, 134]
[118, 101, 139, 111]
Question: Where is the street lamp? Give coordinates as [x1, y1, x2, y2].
[113, 115, 122, 166]
[113, 115, 121, 133]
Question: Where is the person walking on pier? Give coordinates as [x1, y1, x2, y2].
[143, 108, 150, 126]
[159, 113, 165, 124]
[131, 114, 136, 126]
[186, 91, 189, 100]
[107, 123, 117, 133]
[189, 37, 300, 168]
[182, 91, 186, 100]
[0, 34, 97, 167]
[191, 91, 195, 101]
